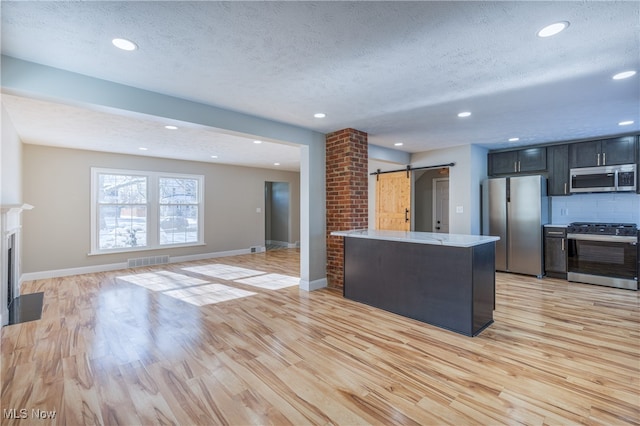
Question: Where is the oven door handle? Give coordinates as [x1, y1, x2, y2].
[567, 233, 638, 244]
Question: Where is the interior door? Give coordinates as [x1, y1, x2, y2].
[432, 178, 449, 233]
[376, 171, 411, 231]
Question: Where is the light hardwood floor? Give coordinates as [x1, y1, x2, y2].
[2, 249, 639, 425]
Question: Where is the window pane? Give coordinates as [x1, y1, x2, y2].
[160, 205, 198, 245]
[159, 177, 198, 204]
[99, 174, 147, 204]
[93, 169, 202, 253]
[98, 205, 147, 249]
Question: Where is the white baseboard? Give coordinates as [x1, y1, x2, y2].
[299, 277, 327, 291]
[267, 240, 298, 249]
[21, 262, 128, 282]
[170, 248, 252, 263]
[20, 247, 261, 282]
[267, 240, 288, 247]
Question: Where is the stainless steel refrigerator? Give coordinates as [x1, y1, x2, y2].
[483, 175, 549, 277]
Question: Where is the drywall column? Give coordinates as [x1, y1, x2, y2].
[326, 128, 368, 288]
[300, 139, 327, 291]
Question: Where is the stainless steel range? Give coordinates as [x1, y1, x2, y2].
[567, 222, 638, 290]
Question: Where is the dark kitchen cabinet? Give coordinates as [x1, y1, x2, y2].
[569, 140, 600, 168]
[519, 147, 547, 172]
[547, 144, 570, 196]
[602, 137, 637, 165]
[489, 147, 546, 175]
[544, 227, 567, 278]
[569, 136, 636, 168]
[488, 151, 518, 175]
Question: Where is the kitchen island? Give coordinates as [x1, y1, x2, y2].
[331, 230, 499, 336]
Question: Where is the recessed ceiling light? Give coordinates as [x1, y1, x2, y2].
[457, 111, 471, 118]
[394, 142, 404, 146]
[619, 120, 634, 126]
[274, 162, 280, 166]
[612, 70, 637, 80]
[508, 137, 520, 142]
[537, 21, 569, 38]
[253, 140, 262, 144]
[314, 113, 326, 118]
[138, 147, 148, 151]
[164, 125, 178, 130]
[210, 155, 218, 159]
[112, 38, 138, 51]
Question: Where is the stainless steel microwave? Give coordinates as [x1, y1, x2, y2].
[570, 164, 637, 193]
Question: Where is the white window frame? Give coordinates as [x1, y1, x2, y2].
[90, 167, 204, 255]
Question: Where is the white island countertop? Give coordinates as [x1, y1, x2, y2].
[331, 229, 500, 248]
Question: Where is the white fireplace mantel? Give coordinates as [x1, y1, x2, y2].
[1, 204, 34, 235]
[1, 203, 34, 213]
[1, 203, 34, 326]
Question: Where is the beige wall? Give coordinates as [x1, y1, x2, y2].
[22, 144, 300, 274]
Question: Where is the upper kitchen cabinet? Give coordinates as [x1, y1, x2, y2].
[602, 137, 637, 165]
[547, 144, 570, 196]
[569, 136, 637, 168]
[488, 147, 546, 176]
[488, 151, 517, 175]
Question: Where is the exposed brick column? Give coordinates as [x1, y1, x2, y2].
[326, 128, 368, 289]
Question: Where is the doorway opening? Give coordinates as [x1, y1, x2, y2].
[265, 182, 291, 251]
[413, 167, 450, 232]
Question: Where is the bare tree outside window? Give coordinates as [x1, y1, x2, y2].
[98, 174, 148, 249]
[159, 177, 199, 245]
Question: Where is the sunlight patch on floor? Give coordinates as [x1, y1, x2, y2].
[182, 264, 265, 280]
[165, 284, 256, 306]
[117, 271, 209, 291]
[117, 271, 256, 306]
[235, 273, 299, 290]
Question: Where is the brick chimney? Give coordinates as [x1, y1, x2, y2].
[325, 129, 368, 288]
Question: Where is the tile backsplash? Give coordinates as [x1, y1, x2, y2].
[551, 193, 640, 225]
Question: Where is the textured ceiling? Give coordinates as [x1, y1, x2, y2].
[1, 94, 302, 171]
[1, 1, 639, 170]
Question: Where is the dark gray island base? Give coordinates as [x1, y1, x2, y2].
[336, 230, 498, 337]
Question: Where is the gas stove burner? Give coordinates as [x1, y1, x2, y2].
[567, 222, 638, 236]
